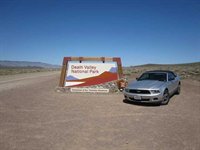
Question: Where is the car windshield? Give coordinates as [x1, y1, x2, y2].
[138, 72, 167, 81]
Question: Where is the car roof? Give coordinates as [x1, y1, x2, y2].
[145, 70, 176, 75]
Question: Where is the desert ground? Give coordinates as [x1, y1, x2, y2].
[0, 71, 199, 150]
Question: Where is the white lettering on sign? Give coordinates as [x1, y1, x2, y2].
[70, 88, 109, 93]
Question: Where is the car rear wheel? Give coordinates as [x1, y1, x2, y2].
[161, 89, 170, 105]
[175, 83, 181, 95]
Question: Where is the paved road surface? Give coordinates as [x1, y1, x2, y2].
[0, 72, 199, 150]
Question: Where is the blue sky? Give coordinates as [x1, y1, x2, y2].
[0, 0, 199, 66]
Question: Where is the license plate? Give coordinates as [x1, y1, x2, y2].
[134, 95, 141, 100]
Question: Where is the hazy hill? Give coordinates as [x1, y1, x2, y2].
[0, 60, 61, 75]
[131, 62, 200, 68]
[0, 60, 60, 68]
[124, 62, 200, 81]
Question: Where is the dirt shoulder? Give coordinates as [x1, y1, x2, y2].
[0, 71, 60, 92]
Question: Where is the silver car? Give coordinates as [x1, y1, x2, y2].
[123, 70, 181, 105]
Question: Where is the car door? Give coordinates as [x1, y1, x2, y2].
[168, 73, 178, 93]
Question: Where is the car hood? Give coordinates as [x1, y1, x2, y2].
[128, 80, 165, 89]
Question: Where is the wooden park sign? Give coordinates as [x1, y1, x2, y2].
[59, 57, 124, 92]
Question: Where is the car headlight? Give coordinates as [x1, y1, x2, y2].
[125, 88, 129, 92]
[150, 90, 160, 94]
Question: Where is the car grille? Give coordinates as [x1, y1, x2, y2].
[129, 97, 150, 101]
[129, 89, 151, 94]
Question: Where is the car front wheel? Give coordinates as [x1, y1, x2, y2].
[161, 89, 170, 105]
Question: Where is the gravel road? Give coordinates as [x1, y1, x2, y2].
[0, 72, 199, 150]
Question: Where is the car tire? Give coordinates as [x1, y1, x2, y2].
[161, 89, 170, 105]
[175, 83, 181, 95]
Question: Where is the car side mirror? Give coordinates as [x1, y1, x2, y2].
[169, 77, 175, 81]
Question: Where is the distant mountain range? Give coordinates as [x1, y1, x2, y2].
[130, 62, 200, 68]
[0, 60, 60, 68]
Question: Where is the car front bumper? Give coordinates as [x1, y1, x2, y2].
[123, 91, 163, 103]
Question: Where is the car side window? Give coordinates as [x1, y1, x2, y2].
[168, 73, 175, 81]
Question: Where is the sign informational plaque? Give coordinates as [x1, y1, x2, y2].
[70, 88, 109, 93]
